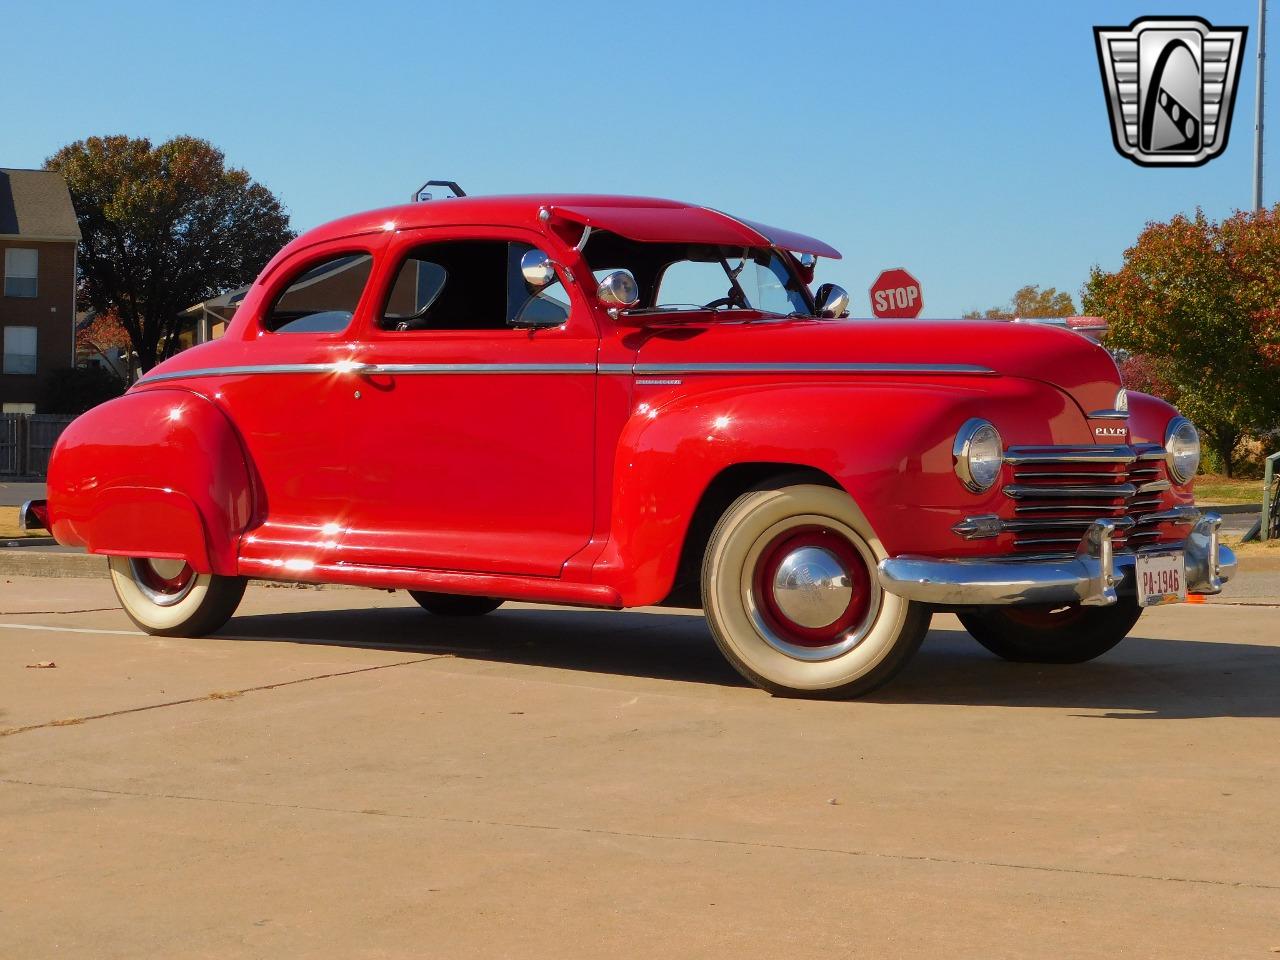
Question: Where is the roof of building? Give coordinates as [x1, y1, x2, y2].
[0, 168, 81, 241]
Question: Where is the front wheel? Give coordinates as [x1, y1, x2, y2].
[108, 557, 247, 636]
[957, 602, 1142, 663]
[701, 484, 931, 698]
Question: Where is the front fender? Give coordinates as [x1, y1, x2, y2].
[594, 376, 1091, 605]
[1126, 390, 1179, 445]
[46, 388, 253, 574]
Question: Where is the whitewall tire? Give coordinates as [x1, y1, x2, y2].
[701, 484, 931, 698]
[108, 557, 247, 637]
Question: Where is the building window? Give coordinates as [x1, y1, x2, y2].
[1, 402, 36, 414]
[3, 326, 38, 374]
[4, 249, 38, 298]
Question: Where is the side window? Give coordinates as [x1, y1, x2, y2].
[266, 253, 373, 333]
[381, 240, 571, 331]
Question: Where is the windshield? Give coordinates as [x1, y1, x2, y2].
[581, 232, 813, 316]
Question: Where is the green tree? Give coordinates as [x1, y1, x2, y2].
[46, 135, 294, 371]
[1083, 207, 1280, 477]
[38, 366, 127, 414]
[963, 284, 1077, 320]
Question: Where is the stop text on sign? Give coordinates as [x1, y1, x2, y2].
[874, 286, 918, 312]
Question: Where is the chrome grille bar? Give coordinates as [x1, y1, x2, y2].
[976, 442, 1179, 555]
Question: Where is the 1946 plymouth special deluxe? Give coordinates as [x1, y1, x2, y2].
[27, 194, 1237, 698]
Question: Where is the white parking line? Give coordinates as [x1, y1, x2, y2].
[0, 622, 140, 636]
[0, 621, 491, 653]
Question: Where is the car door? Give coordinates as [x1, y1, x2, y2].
[336, 225, 598, 577]
[213, 237, 385, 572]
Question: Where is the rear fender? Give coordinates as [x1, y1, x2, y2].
[595, 378, 1089, 605]
[46, 388, 253, 574]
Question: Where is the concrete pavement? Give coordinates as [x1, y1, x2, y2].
[1, 576, 1277, 958]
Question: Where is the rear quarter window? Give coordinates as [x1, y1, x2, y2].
[265, 253, 374, 333]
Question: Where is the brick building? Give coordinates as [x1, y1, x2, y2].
[0, 168, 80, 412]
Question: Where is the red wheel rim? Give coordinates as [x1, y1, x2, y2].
[751, 525, 872, 648]
[130, 558, 196, 605]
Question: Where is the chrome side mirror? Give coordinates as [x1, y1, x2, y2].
[814, 283, 850, 319]
[520, 249, 558, 288]
[596, 270, 640, 314]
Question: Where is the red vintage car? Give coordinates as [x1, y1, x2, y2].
[29, 194, 1236, 697]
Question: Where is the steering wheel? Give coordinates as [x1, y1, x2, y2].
[702, 297, 737, 310]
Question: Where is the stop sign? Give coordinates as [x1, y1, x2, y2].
[869, 268, 923, 319]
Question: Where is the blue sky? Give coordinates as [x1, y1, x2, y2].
[2, 0, 1270, 316]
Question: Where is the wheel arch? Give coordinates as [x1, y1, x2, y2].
[661, 461, 841, 607]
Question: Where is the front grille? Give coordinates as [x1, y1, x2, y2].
[1002, 444, 1169, 553]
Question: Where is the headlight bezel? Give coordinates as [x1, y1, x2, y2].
[953, 418, 1004, 493]
[1164, 416, 1200, 485]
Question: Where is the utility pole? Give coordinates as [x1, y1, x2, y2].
[1255, 0, 1267, 211]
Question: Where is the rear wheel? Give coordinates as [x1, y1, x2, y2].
[408, 592, 504, 617]
[108, 557, 246, 637]
[957, 602, 1142, 663]
[701, 484, 931, 698]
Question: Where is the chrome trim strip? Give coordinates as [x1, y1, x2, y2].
[1088, 408, 1130, 419]
[140, 362, 600, 383]
[141, 363, 336, 383]
[632, 362, 995, 376]
[140, 360, 998, 384]
[1134, 506, 1201, 526]
[1004, 483, 1137, 499]
[1005, 446, 1137, 465]
[368, 363, 594, 375]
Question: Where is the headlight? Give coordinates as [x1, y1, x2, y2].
[953, 419, 1003, 493]
[1165, 417, 1200, 484]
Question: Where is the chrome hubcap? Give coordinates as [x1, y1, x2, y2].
[129, 558, 197, 607]
[771, 546, 853, 628]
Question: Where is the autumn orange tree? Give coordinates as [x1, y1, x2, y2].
[75, 308, 131, 370]
[47, 136, 294, 371]
[1084, 208, 1280, 476]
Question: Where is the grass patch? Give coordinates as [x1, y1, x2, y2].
[1222, 533, 1280, 571]
[1195, 475, 1264, 505]
[0, 506, 43, 539]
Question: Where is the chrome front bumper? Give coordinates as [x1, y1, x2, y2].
[877, 512, 1236, 607]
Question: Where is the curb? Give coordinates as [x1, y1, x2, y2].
[0, 550, 106, 579]
[1198, 502, 1262, 515]
[0, 550, 355, 590]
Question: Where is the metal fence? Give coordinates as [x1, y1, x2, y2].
[0, 414, 21, 474]
[0, 413, 75, 477]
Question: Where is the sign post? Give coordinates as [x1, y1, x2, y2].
[869, 269, 923, 319]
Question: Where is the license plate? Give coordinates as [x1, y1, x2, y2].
[1135, 551, 1187, 606]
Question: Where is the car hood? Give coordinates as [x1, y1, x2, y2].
[630, 317, 1123, 420]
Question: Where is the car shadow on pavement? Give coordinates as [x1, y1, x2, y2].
[215, 606, 1280, 720]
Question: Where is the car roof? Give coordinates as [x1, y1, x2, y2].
[270, 194, 840, 270]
